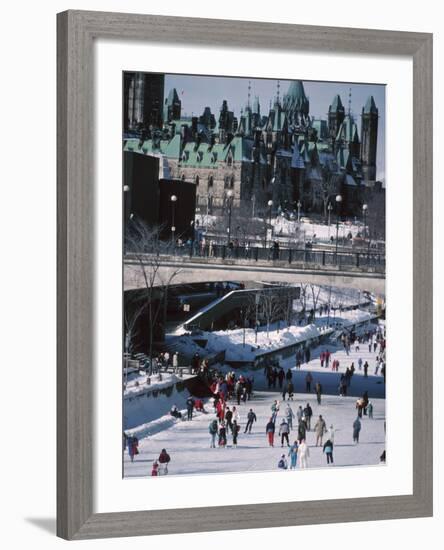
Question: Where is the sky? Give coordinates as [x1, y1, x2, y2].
[164, 74, 385, 182]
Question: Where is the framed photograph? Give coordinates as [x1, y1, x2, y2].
[57, 10, 433, 540]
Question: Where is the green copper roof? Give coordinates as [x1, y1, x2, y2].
[286, 80, 307, 102]
[363, 96, 378, 114]
[329, 94, 344, 112]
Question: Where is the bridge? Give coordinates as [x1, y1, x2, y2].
[124, 250, 386, 295]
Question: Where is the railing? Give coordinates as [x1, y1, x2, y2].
[126, 243, 385, 273]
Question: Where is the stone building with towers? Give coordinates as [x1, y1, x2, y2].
[123, 77, 382, 219]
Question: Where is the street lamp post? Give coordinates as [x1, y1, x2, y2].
[335, 194, 343, 259]
[170, 194, 177, 248]
[265, 199, 273, 248]
[327, 202, 332, 237]
[226, 190, 233, 246]
[362, 203, 368, 240]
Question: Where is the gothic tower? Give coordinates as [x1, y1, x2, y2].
[361, 96, 379, 181]
[283, 80, 310, 127]
[328, 94, 345, 144]
[163, 88, 182, 124]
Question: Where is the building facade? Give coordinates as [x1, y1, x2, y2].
[123, 79, 381, 219]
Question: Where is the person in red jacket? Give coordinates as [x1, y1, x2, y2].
[151, 461, 159, 476]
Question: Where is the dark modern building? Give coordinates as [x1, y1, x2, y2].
[158, 179, 196, 242]
[123, 151, 196, 241]
[123, 72, 165, 133]
[123, 151, 160, 226]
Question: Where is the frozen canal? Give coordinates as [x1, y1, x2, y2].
[124, 326, 386, 478]
[124, 391, 385, 478]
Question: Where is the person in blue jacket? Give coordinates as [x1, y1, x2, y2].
[288, 441, 299, 469]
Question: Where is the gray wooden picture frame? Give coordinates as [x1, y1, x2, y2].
[57, 10, 433, 540]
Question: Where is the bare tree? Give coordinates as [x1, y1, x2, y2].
[260, 291, 284, 339]
[124, 298, 147, 357]
[239, 294, 257, 347]
[309, 284, 323, 321]
[320, 162, 341, 219]
[125, 219, 181, 370]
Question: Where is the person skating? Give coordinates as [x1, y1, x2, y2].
[225, 407, 233, 433]
[278, 368, 285, 389]
[297, 418, 307, 442]
[271, 400, 280, 423]
[186, 396, 195, 420]
[151, 460, 159, 476]
[315, 382, 323, 405]
[209, 419, 218, 448]
[285, 403, 295, 429]
[323, 439, 334, 464]
[286, 369, 293, 382]
[327, 424, 336, 445]
[279, 418, 290, 447]
[288, 441, 299, 469]
[296, 405, 304, 423]
[232, 420, 240, 448]
[127, 435, 139, 463]
[353, 417, 362, 443]
[363, 361, 369, 378]
[298, 439, 310, 468]
[362, 390, 369, 414]
[278, 454, 288, 470]
[218, 422, 227, 447]
[303, 403, 313, 430]
[325, 350, 331, 368]
[287, 380, 294, 400]
[314, 415, 327, 446]
[158, 448, 171, 475]
[368, 401, 374, 419]
[245, 408, 257, 433]
[305, 372, 313, 393]
[266, 418, 276, 447]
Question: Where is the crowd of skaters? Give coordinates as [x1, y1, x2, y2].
[125, 322, 386, 474]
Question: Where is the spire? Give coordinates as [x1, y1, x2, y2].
[330, 94, 344, 112]
[252, 95, 260, 115]
[348, 88, 352, 116]
[276, 80, 281, 105]
[363, 95, 378, 114]
[247, 80, 251, 109]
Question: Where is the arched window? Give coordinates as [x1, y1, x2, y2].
[230, 176, 235, 189]
[208, 175, 214, 189]
[195, 175, 200, 186]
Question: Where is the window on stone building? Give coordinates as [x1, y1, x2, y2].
[230, 176, 235, 189]
[208, 175, 214, 189]
[195, 175, 200, 186]
[181, 174, 186, 182]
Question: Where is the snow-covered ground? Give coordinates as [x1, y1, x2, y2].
[195, 213, 364, 244]
[124, 334, 386, 477]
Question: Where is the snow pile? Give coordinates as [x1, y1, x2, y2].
[204, 323, 322, 361]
